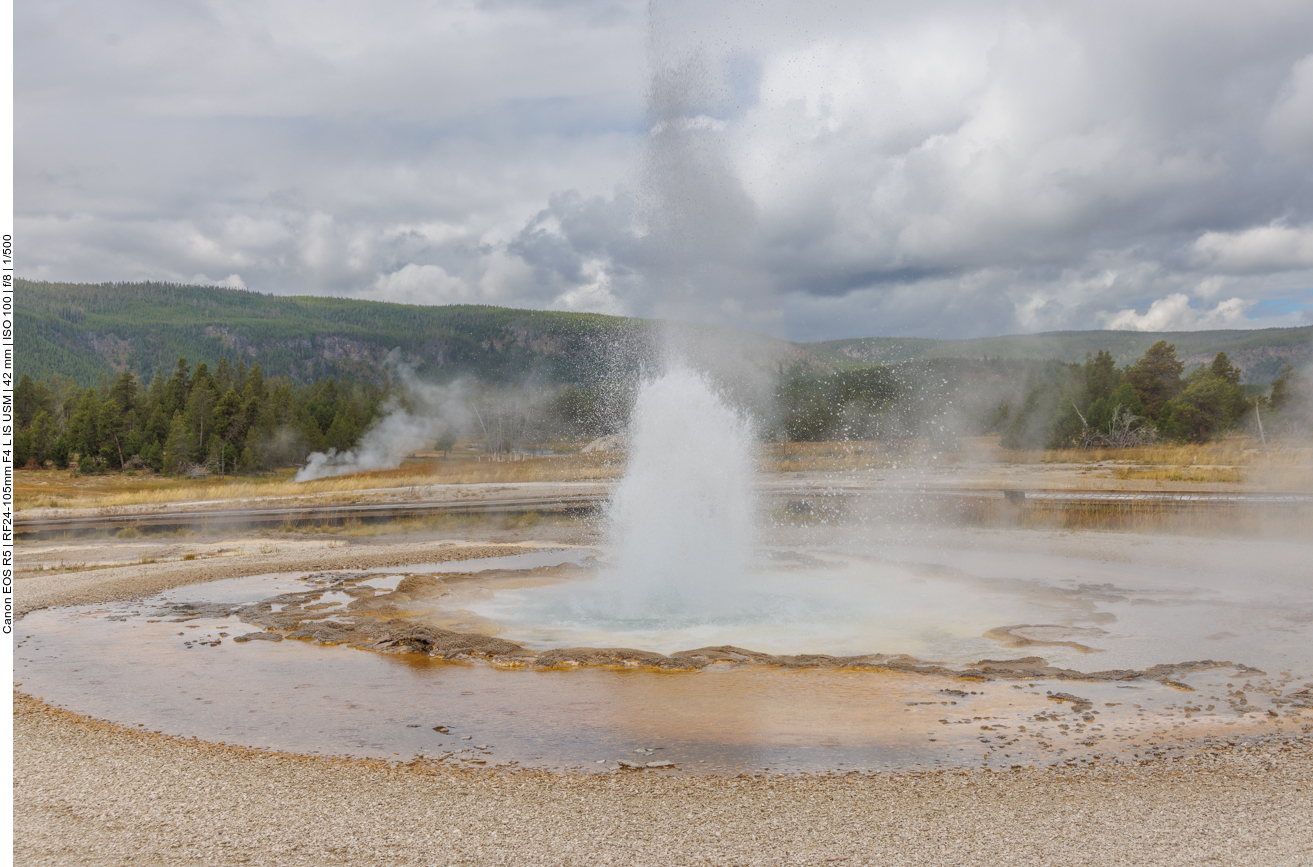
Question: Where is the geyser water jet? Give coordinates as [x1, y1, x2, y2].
[602, 364, 756, 619]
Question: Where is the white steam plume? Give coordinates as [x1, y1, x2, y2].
[295, 367, 469, 483]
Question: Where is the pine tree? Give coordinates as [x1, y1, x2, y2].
[1125, 341, 1184, 418]
[98, 399, 128, 468]
[67, 389, 103, 463]
[163, 359, 191, 417]
[1084, 350, 1118, 402]
[162, 411, 192, 474]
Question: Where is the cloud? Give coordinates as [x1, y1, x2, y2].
[370, 264, 472, 305]
[1103, 294, 1253, 332]
[1192, 222, 1313, 274]
[189, 273, 248, 290]
[1265, 54, 1313, 158]
[16, 0, 1313, 339]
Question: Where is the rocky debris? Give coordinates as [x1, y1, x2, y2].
[983, 624, 1108, 653]
[671, 646, 778, 666]
[536, 647, 678, 669]
[581, 433, 627, 453]
[375, 622, 527, 656]
[1275, 688, 1313, 710]
[229, 630, 280, 643]
[962, 656, 1257, 686]
[229, 590, 1274, 686]
[365, 621, 531, 659]
[1047, 692, 1094, 714]
[1136, 661, 1265, 692]
[392, 574, 447, 600]
[164, 601, 242, 622]
[287, 620, 354, 643]
[171, 570, 1273, 688]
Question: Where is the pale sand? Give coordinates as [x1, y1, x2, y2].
[15, 693, 1313, 866]
[13, 534, 1313, 865]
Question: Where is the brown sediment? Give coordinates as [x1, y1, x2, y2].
[983, 623, 1109, 653]
[26, 534, 1275, 689]
[208, 571, 1266, 685]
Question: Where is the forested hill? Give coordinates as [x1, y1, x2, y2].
[809, 328, 1313, 385]
[17, 279, 1312, 386]
[18, 280, 658, 387]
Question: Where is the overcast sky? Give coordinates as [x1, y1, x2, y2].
[16, 0, 1313, 340]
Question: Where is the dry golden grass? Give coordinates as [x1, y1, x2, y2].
[1010, 439, 1311, 468]
[760, 439, 982, 473]
[764, 442, 895, 474]
[15, 452, 623, 512]
[18, 435, 1312, 514]
[1109, 466, 1246, 484]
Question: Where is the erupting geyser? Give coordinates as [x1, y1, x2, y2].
[602, 364, 756, 619]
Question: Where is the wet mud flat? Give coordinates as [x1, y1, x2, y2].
[16, 547, 1313, 775]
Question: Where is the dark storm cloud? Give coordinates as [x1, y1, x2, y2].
[16, 0, 1313, 338]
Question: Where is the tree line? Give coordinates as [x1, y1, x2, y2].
[13, 358, 386, 474]
[11, 359, 636, 476]
[13, 343, 1308, 475]
[761, 344, 1306, 449]
[996, 341, 1306, 449]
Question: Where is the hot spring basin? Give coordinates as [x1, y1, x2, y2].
[15, 537, 1313, 773]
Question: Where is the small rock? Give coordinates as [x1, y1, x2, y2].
[432, 726, 449, 733]
[617, 760, 645, 769]
[645, 761, 674, 769]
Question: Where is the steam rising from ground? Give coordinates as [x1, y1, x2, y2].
[601, 364, 756, 619]
[295, 376, 469, 482]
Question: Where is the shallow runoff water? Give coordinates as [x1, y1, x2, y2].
[15, 538, 1313, 774]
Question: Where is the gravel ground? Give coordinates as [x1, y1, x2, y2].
[14, 532, 1313, 866]
[15, 693, 1313, 866]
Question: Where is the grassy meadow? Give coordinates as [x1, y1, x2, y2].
[16, 434, 1313, 516]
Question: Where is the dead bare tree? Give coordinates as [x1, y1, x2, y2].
[1073, 402, 1158, 449]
